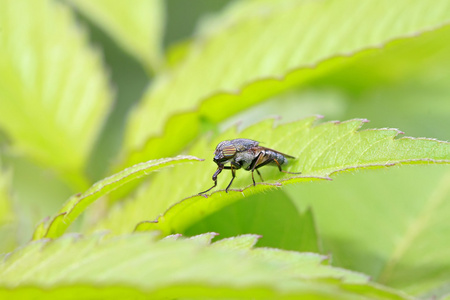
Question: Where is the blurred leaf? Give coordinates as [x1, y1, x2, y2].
[165, 39, 191, 68]
[94, 117, 450, 235]
[0, 164, 17, 253]
[311, 25, 450, 141]
[120, 0, 450, 170]
[185, 190, 320, 252]
[32, 156, 203, 240]
[1, 155, 75, 249]
[0, 0, 112, 189]
[0, 233, 410, 299]
[69, 0, 164, 73]
[0, 166, 14, 227]
[218, 23, 450, 142]
[284, 166, 450, 297]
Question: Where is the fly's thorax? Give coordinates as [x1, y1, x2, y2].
[230, 139, 259, 151]
[235, 150, 256, 169]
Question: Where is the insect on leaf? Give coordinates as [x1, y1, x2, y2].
[92, 117, 450, 236]
[119, 0, 450, 172]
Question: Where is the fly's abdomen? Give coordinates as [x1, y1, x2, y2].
[274, 152, 288, 165]
[264, 150, 288, 166]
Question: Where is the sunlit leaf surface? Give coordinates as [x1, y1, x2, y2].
[93, 117, 450, 235]
[120, 0, 450, 170]
[0, 0, 112, 189]
[32, 156, 203, 240]
[0, 233, 409, 299]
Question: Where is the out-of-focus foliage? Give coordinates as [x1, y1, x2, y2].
[0, 0, 112, 189]
[121, 0, 450, 169]
[0, 167, 14, 227]
[69, 0, 164, 73]
[1, 0, 450, 299]
[0, 164, 16, 254]
[186, 192, 321, 253]
[0, 233, 410, 300]
[32, 155, 203, 240]
[285, 166, 450, 296]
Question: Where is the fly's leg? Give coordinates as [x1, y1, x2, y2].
[198, 182, 216, 195]
[199, 166, 223, 194]
[256, 169, 264, 182]
[273, 159, 301, 175]
[250, 152, 266, 186]
[225, 165, 236, 193]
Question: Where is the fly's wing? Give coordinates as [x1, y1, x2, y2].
[258, 146, 296, 159]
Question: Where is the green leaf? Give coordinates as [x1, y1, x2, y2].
[440, 294, 450, 300]
[120, 0, 450, 170]
[93, 117, 450, 236]
[220, 23, 450, 141]
[185, 190, 320, 252]
[32, 156, 203, 240]
[216, 29, 450, 293]
[0, 164, 17, 254]
[0, 0, 112, 189]
[332, 26, 450, 141]
[0, 166, 14, 227]
[284, 165, 450, 297]
[69, 0, 164, 73]
[0, 233, 409, 299]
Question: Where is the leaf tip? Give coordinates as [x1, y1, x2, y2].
[163, 233, 183, 240]
[133, 219, 159, 233]
[189, 232, 219, 244]
[254, 234, 264, 241]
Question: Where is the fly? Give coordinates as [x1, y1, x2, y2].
[199, 138, 301, 194]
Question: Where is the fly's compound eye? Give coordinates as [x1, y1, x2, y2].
[222, 145, 236, 158]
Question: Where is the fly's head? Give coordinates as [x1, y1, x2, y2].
[213, 140, 237, 166]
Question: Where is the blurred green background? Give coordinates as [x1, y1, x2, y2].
[1, 3, 450, 295]
[0, 0, 450, 294]
[2, 0, 450, 249]
[0, 0, 233, 250]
